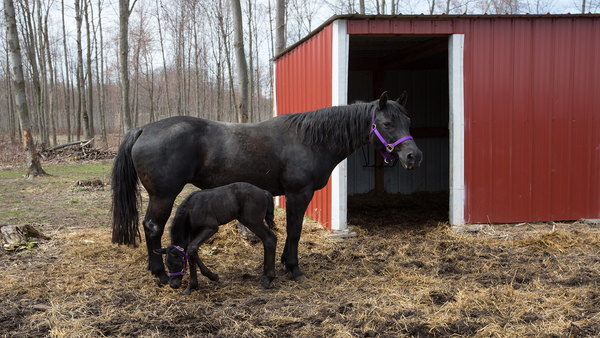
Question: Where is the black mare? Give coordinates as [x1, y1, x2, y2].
[155, 182, 277, 294]
[112, 92, 422, 285]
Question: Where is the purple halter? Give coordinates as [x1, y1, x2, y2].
[370, 107, 414, 164]
[166, 245, 190, 277]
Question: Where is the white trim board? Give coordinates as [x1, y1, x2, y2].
[330, 20, 349, 232]
[448, 34, 465, 226]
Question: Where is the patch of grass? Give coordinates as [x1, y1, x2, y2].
[0, 163, 113, 227]
[0, 170, 26, 179]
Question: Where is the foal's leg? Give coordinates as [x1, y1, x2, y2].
[183, 226, 219, 295]
[241, 217, 277, 289]
[143, 195, 177, 285]
[184, 257, 199, 296]
[281, 190, 314, 281]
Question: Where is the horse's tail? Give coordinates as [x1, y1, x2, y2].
[265, 193, 276, 230]
[111, 128, 143, 247]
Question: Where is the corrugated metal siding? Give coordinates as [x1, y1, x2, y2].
[347, 138, 449, 195]
[462, 17, 600, 223]
[346, 17, 600, 223]
[275, 25, 333, 228]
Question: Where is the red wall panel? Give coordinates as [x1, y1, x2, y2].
[275, 25, 333, 229]
[463, 17, 600, 223]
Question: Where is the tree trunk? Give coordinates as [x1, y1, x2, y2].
[246, 0, 255, 121]
[193, 8, 201, 118]
[231, 0, 248, 123]
[119, 0, 134, 132]
[42, 7, 58, 146]
[20, 1, 43, 145]
[75, 0, 86, 140]
[360, 0, 365, 14]
[155, 0, 171, 118]
[4, 0, 48, 178]
[35, 4, 50, 147]
[275, 0, 286, 54]
[84, 0, 95, 143]
[61, 0, 72, 142]
[95, 0, 108, 149]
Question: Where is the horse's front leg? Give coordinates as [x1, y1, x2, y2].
[143, 195, 176, 285]
[281, 190, 314, 281]
[183, 258, 198, 296]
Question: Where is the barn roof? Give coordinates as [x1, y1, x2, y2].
[274, 13, 600, 61]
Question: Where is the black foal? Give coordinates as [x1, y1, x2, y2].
[155, 182, 277, 295]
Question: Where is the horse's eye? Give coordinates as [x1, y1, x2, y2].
[383, 122, 392, 128]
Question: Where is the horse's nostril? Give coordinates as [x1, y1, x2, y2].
[407, 152, 415, 160]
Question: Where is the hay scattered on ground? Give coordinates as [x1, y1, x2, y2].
[1, 179, 599, 337]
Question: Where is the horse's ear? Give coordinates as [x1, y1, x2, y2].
[397, 90, 408, 107]
[153, 248, 167, 255]
[378, 91, 388, 109]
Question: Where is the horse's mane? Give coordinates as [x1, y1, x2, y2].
[282, 102, 373, 153]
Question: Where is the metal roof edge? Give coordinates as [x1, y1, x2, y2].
[272, 13, 600, 61]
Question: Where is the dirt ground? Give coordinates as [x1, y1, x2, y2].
[1, 160, 599, 337]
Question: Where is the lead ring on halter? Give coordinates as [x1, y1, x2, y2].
[166, 245, 190, 277]
[370, 107, 414, 164]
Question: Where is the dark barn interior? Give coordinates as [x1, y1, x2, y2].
[345, 35, 450, 225]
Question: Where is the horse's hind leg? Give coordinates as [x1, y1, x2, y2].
[143, 195, 176, 285]
[240, 217, 277, 289]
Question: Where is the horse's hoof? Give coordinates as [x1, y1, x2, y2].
[289, 273, 307, 282]
[182, 288, 192, 295]
[260, 276, 274, 289]
[157, 275, 169, 286]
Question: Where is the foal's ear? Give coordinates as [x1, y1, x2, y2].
[397, 90, 408, 107]
[153, 248, 167, 255]
[378, 91, 388, 109]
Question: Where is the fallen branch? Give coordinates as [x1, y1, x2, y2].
[43, 138, 94, 152]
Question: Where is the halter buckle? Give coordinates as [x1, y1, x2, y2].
[386, 144, 395, 152]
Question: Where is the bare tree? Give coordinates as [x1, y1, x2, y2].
[119, 0, 136, 132]
[94, 0, 108, 148]
[84, 0, 95, 142]
[275, 0, 286, 54]
[61, 0, 72, 142]
[40, 2, 58, 146]
[231, 0, 248, 123]
[19, 1, 45, 145]
[75, 0, 88, 140]
[155, 0, 172, 117]
[4, 0, 48, 178]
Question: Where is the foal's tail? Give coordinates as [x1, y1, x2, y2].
[111, 128, 143, 247]
[265, 193, 276, 230]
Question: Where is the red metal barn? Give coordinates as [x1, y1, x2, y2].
[274, 14, 600, 230]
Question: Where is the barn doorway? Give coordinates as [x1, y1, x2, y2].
[346, 35, 451, 227]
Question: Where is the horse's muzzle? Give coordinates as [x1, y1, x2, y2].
[169, 278, 182, 289]
[398, 147, 423, 170]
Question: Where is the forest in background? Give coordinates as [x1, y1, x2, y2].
[0, 0, 598, 150]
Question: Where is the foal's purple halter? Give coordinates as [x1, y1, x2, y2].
[166, 245, 190, 277]
[370, 108, 414, 164]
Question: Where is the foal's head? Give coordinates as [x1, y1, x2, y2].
[371, 91, 423, 170]
[154, 246, 188, 289]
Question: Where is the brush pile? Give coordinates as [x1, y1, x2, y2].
[38, 139, 115, 162]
